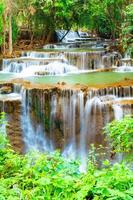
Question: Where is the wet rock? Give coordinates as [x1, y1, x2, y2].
[0, 86, 12, 94]
[0, 98, 24, 153]
[35, 71, 49, 76]
[61, 82, 66, 85]
[57, 81, 66, 85]
[0, 59, 2, 70]
[124, 77, 131, 81]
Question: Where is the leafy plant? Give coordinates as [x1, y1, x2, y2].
[104, 116, 133, 153]
[0, 113, 133, 200]
[0, 2, 4, 46]
[122, 3, 133, 58]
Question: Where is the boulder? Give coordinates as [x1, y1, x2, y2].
[0, 86, 12, 94]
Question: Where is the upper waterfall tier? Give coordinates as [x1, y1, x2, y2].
[2, 51, 122, 75]
[55, 30, 91, 43]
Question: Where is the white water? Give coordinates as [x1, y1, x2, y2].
[18, 88, 133, 155]
[2, 50, 122, 75]
[63, 91, 78, 160]
[116, 66, 133, 72]
[61, 92, 132, 172]
[113, 104, 123, 120]
[0, 93, 21, 101]
[78, 91, 87, 172]
[49, 94, 57, 150]
[0, 49, 133, 171]
[21, 51, 60, 58]
[64, 51, 105, 70]
[116, 54, 133, 72]
[19, 62, 78, 76]
[20, 88, 51, 152]
[55, 30, 90, 43]
[0, 85, 129, 171]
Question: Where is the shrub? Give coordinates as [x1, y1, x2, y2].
[0, 114, 133, 199]
[104, 116, 133, 153]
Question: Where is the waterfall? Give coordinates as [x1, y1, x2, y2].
[20, 62, 78, 76]
[0, 83, 132, 171]
[64, 52, 88, 70]
[115, 53, 133, 72]
[13, 83, 22, 93]
[3, 59, 43, 73]
[112, 104, 123, 120]
[112, 104, 124, 162]
[2, 50, 122, 75]
[55, 30, 90, 43]
[64, 51, 104, 70]
[70, 92, 77, 158]
[2, 57, 77, 76]
[78, 91, 86, 172]
[21, 51, 60, 58]
[79, 92, 90, 172]
[62, 91, 78, 159]
[49, 94, 57, 150]
[20, 88, 51, 152]
[18, 87, 133, 158]
[64, 51, 120, 70]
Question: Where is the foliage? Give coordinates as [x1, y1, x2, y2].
[0, 0, 132, 51]
[12, 17, 19, 43]
[85, 0, 127, 38]
[0, 114, 133, 200]
[104, 116, 133, 153]
[31, 0, 81, 41]
[0, 2, 4, 46]
[31, 0, 127, 39]
[122, 3, 133, 58]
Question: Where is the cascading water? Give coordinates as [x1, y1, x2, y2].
[78, 91, 87, 172]
[21, 51, 60, 58]
[49, 94, 57, 150]
[0, 79, 132, 171]
[1, 50, 123, 76]
[64, 51, 120, 70]
[115, 53, 133, 72]
[113, 104, 123, 120]
[63, 92, 78, 159]
[0, 46, 133, 172]
[20, 62, 78, 76]
[55, 30, 90, 43]
[20, 88, 51, 152]
[15, 86, 132, 171]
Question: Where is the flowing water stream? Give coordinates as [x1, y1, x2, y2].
[0, 45, 133, 171]
[2, 50, 122, 75]
[12, 85, 133, 171]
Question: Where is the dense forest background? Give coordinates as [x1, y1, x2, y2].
[0, 0, 132, 56]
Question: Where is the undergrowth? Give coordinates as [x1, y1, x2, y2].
[0, 113, 133, 200]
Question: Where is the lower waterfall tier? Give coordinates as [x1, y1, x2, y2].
[0, 82, 133, 158]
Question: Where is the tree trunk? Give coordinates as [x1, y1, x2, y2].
[45, 30, 54, 44]
[3, 14, 6, 55]
[9, 13, 13, 55]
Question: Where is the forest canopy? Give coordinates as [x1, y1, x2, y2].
[0, 0, 132, 56]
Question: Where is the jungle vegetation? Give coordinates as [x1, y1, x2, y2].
[0, 0, 132, 56]
[0, 113, 133, 199]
